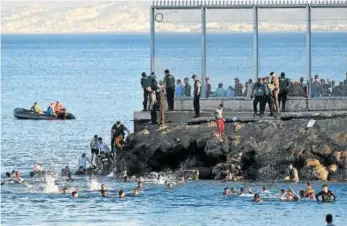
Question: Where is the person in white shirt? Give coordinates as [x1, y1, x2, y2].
[98, 137, 110, 153]
[78, 153, 90, 171]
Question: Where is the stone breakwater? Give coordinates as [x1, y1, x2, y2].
[117, 115, 347, 181]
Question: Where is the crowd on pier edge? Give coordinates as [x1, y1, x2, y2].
[140, 70, 347, 120]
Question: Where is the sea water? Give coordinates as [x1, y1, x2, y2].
[1, 33, 347, 225]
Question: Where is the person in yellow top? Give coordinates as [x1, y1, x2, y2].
[54, 101, 63, 113]
[30, 102, 42, 114]
[270, 72, 279, 112]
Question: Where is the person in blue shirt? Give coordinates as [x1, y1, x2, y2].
[213, 83, 227, 97]
[175, 79, 184, 98]
[46, 103, 55, 116]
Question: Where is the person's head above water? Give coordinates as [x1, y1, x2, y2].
[254, 193, 260, 200]
[326, 214, 333, 224]
[240, 187, 244, 193]
[62, 187, 68, 194]
[299, 190, 305, 198]
[262, 186, 266, 191]
[223, 187, 230, 195]
[306, 181, 312, 188]
[280, 189, 286, 195]
[119, 189, 125, 198]
[101, 190, 108, 197]
[322, 184, 329, 192]
[72, 191, 78, 198]
[133, 188, 140, 196]
[101, 184, 107, 191]
[167, 183, 173, 189]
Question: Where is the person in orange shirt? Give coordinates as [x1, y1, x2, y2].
[270, 72, 279, 112]
[54, 101, 63, 113]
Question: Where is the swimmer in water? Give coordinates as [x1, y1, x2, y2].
[101, 190, 108, 197]
[72, 191, 78, 198]
[230, 187, 238, 195]
[137, 181, 143, 189]
[119, 189, 125, 198]
[281, 189, 300, 201]
[179, 176, 185, 184]
[262, 186, 270, 193]
[223, 187, 230, 195]
[304, 181, 314, 198]
[15, 171, 24, 183]
[248, 188, 254, 195]
[133, 188, 140, 196]
[299, 189, 305, 198]
[62, 187, 68, 194]
[239, 187, 244, 195]
[316, 184, 336, 202]
[253, 193, 263, 203]
[63, 166, 73, 181]
[167, 183, 173, 189]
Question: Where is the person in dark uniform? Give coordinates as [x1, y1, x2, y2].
[251, 78, 266, 117]
[111, 121, 130, 154]
[163, 69, 175, 111]
[278, 72, 290, 112]
[192, 74, 201, 118]
[141, 72, 152, 111]
[316, 184, 337, 202]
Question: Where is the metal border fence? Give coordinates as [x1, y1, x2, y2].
[149, 0, 347, 98]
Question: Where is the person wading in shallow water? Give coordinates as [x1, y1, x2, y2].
[192, 74, 201, 118]
[316, 184, 336, 202]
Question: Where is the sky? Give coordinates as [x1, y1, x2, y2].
[1, 0, 347, 33]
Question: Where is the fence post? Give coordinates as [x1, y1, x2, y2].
[150, 7, 155, 74]
[201, 6, 207, 98]
[306, 4, 312, 98]
[253, 6, 259, 81]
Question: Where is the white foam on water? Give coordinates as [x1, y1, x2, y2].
[88, 177, 100, 191]
[42, 174, 60, 193]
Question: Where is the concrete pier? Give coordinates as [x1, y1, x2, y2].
[133, 97, 347, 131]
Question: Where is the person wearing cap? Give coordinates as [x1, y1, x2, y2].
[30, 102, 42, 114]
[141, 72, 152, 111]
[111, 121, 130, 153]
[270, 72, 279, 112]
[163, 69, 175, 111]
[90, 135, 99, 167]
[192, 74, 201, 118]
[251, 78, 266, 117]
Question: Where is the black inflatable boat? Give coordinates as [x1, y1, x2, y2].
[13, 108, 76, 120]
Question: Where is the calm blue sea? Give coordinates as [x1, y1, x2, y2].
[1, 33, 347, 225]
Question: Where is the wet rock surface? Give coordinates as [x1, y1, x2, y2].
[117, 117, 347, 181]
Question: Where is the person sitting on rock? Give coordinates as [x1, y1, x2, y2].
[253, 193, 263, 203]
[223, 187, 230, 195]
[316, 184, 336, 202]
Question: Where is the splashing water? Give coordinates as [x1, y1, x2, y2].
[42, 174, 60, 193]
[88, 176, 100, 191]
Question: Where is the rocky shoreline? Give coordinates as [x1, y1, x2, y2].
[117, 115, 347, 182]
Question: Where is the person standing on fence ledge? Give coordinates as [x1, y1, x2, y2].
[192, 74, 201, 118]
[251, 78, 266, 118]
[270, 72, 279, 112]
[278, 72, 290, 112]
[163, 69, 175, 111]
